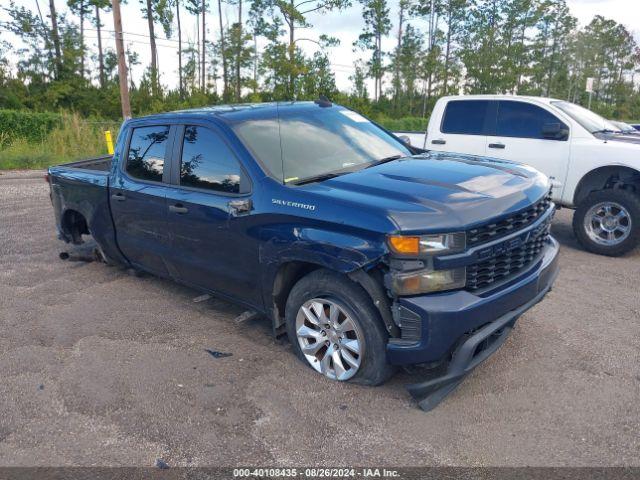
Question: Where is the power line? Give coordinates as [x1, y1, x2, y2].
[83, 33, 182, 50]
[0, 24, 358, 73]
[58, 30, 359, 71]
[83, 26, 181, 45]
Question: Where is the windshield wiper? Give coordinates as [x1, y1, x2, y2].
[291, 171, 346, 186]
[365, 154, 403, 169]
[592, 129, 619, 134]
[292, 155, 404, 185]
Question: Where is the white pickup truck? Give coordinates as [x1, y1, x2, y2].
[396, 95, 640, 256]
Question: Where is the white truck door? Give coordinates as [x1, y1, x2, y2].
[426, 99, 491, 156]
[485, 100, 571, 201]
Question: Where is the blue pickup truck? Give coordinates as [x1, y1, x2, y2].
[48, 101, 559, 410]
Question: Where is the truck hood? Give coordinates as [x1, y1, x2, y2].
[593, 132, 640, 145]
[311, 152, 551, 233]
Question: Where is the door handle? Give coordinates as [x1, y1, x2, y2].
[169, 204, 189, 214]
[431, 139, 446, 145]
[488, 143, 506, 149]
[228, 199, 252, 215]
[111, 193, 126, 202]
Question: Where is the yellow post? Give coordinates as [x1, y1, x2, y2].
[104, 130, 114, 155]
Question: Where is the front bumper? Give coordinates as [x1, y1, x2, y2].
[387, 236, 559, 411]
[387, 236, 559, 366]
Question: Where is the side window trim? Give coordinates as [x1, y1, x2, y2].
[120, 123, 175, 185]
[484, 100, 498, 136]
[172, 123, 252, 196]
[168, 124, 185, 186]
[164, 125, 177, 184]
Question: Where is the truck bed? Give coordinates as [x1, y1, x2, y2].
[59, 155, 112, 172]
[48, 156, 117, 258]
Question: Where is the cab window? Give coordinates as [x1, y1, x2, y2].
[126, 125, 170, 182]
[497, 101, 567, 139]
[179, 125, 245, 194]
[441, 100, 491, 135]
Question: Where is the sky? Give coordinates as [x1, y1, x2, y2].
[1, 0, 639, 93]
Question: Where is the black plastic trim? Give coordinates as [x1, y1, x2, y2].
[405, 267, 558, 412]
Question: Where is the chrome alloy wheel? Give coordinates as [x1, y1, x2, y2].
[295, 298, 363, 381]
[584, 201, 632, 246]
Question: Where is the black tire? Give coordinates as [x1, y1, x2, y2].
[285, 269, 395, 386]
[572, 189, 640, 256]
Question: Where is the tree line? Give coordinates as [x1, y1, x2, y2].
[1, 0, 639, 121]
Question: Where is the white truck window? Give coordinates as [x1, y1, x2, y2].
[441, 100, 491, 136]
[496, 101, 567, 140]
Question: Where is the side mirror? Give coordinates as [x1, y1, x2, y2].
[398, 135, 411, 146]
[542, 122, 569, 141]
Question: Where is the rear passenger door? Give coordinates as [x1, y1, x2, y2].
[485, 100, 571, 200]
[163, 124, 261, 306]
[428, 99, 492, 156]
[110, 124, 174, 277]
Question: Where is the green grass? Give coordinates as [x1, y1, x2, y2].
[0, 113, 118, 170]
[378, 116, 428, 132]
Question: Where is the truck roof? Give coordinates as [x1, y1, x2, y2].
[131, 101, 330, 124]
[438, 94, 564, 105]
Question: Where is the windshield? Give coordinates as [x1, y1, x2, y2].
[552, 100, 620, 134]
[231, 105, 411, 184]
[610, 120, 635, 133]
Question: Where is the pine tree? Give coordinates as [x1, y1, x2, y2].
[354, 0, 391, 101]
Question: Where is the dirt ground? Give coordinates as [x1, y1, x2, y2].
[0, 169, 639, 467]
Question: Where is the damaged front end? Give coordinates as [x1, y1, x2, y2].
[381, 206, 560, 411]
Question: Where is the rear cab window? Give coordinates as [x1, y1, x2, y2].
[441, 100, 492, 135]
[125, 125, 170, 182]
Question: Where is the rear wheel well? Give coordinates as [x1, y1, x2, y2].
[61, 209, 89, 244]
[574, 166, 640, 206]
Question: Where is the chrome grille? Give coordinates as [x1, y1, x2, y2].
[467, 191, 553, 248]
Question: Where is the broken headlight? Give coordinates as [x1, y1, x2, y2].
[390, 267, 466, 295]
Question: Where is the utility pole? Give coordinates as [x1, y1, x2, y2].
[201, 0, 206, 91]
[48, 0, 62, 78]
[112, 0, 132, 119]
[96, 6, 105, 88]
[586, 77, 594, 111]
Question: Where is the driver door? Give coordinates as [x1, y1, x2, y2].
[163, 123, 261, 306]
[485, 100, 571, 201]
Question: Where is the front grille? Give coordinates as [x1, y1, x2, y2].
[467, 191, 553, 248]
[466, 226, 550, 291]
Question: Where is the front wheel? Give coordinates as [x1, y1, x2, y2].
[573, 189, 640, 256]
[285, 269, 395, 386]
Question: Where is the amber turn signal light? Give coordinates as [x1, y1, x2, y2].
[387, 235, 420, 255]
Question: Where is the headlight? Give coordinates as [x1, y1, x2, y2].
[390, 267, 466, 295]
[387, 232, 465, 256]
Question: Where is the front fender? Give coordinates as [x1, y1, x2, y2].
[260, 226, 387, 270]
[259, 225, 388, 308]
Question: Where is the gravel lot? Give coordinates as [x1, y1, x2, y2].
[0, 170, 639, 467]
